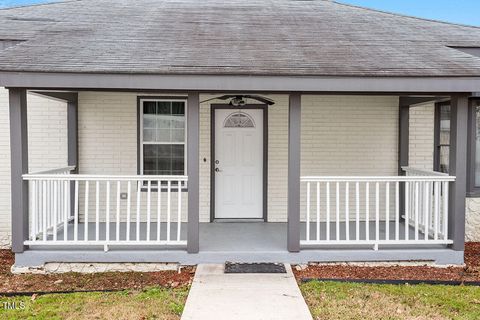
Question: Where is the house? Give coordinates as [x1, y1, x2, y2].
[1, 0, 480, 268]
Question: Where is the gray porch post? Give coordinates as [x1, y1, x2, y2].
[288, 93, 301, 252]
[67, 94, 78, 172]
[398, 104, 409, 217]
[187, 92, 200, 253]
[9, 88, 29, 253]
[448, 95, 469, 251]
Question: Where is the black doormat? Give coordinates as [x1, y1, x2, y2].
[224, 262, 286, 274]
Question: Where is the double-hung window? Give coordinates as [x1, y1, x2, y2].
[140, 98, 187, 177]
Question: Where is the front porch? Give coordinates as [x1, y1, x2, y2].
[8, 90, 469, 266]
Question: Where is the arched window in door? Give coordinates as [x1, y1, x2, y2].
[223, 112, 255, 128]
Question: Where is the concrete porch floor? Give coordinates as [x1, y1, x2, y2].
[42, 221, 427, 251]
[15, 221, 463, 267]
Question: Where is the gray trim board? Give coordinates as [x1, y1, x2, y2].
[398, 104, 409, 219]
[288, 94, 301, 252]
[1, 72, 480, 92]
[448, 95, 468, 251]
[67, 94, 78, 170]
[9, 88, 28, 253]
[14, 248, 464, 266]
[210, 104, 268, 222]
[187, 92, 200, 253]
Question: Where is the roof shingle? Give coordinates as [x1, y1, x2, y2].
[0, 0, 480, 76]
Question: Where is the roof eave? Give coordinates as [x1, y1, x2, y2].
[0, 71, 478, 94]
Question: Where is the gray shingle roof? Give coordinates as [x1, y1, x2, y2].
[0, 0, 480, 76]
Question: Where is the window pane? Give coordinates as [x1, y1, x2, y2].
[438, 104, 451, 173]
[172, 102, 185, 115]
[143, 144, 185, 175]
[142, 100, 186, 143]
[158, 101, 171, 115]
[143, 101, 156, 115]
[439, 146, 449, 174]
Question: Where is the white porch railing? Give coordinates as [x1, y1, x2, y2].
[301, 170, 455, 249]
[23, 170, 188, 250]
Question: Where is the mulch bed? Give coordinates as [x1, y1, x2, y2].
[294, 242, 480, 283]
[0, 250, 194, 294]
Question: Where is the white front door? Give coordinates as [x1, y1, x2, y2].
[214, 108, 264, 219]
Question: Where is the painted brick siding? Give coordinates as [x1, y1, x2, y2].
[77, 93, 401, 223]
[409, 103, 435, 170]
[0, 88, 67, 248]
[300, 96, 399, 221]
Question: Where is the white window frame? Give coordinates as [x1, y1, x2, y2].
[139, 98, 188, 177]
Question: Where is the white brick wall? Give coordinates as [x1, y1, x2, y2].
[0, 88, 67, 248]
[77, 93, 401, 223]
[300, 95, 399, 221]
[409, 103, 435, 170]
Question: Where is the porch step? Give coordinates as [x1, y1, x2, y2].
[181, 264, 312, 320]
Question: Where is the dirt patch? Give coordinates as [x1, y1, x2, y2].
[294, 242, 480, 282]
[0, 250, 194, 294]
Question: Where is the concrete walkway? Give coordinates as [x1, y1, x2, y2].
[181, 264, 312, 320]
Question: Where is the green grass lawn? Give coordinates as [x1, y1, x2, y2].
[300, 281, 480, 320]
[0, 286, 189, 320]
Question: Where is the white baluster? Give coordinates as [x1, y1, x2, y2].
[395, 182, 399, 241]
[336, 182, 340, 241]
[345, 182, 349, 241]
[415, 182, 419, 241]
[53, 181, 58, 241]
[365, 182, 369, 241]
[126, 181, 131, 241]
[385, 182, 390, 241]
[306, 182, 310, 241]
[177, 180, 182, 242]
[434, 181, 439, 240]
[375, 182, 379, 243]
[405, 182, 409, 240]
[167, 180, 171, 242]
[157, 180, 161, 241]
[424, 182, 429, 240]
[95, 181, 100, 242]
[355, 182, 359, 241]
[106, 181, 111, 242]
[147, 180, 152, 242]
[443, 182, 449, 241]
[326, 182, 330, 241]
[74, 180, 79, 241]
[84, 181, 89, 241]
[64, 180, 69, 241]
[31, 181, 37, 241]
[116, 181, 120, 242]
[316, 182, 320, 242]
[136, 180, 141, 241]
